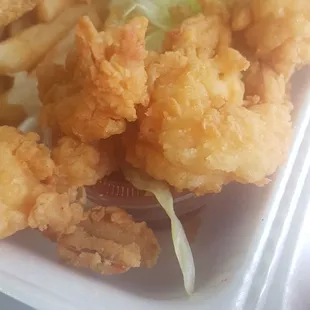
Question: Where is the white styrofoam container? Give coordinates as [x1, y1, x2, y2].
[1, 69, 310, 310]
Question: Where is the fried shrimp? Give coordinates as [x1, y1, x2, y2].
[39, 16, 149, 142]
[57, 206, 160, 275]
[0, 126, 55, 238]
[51, 136, 116, 188]
[125, 12, 292, 195]
[232, 0, 310, 78]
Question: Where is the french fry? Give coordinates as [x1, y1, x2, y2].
[36, 0, 76, 22]
[0, 72, 41, 117]
[0, 27, 6, 41]
[6, 10, 37, 37]
[0, 0, 40, 27]
[0, 102, 26, 126]
[0, 75, 14, 94]
[38, 6, 101, 66]
[0, 4, 92, 75]
[0, 73, 29, 126]
[91, 0, 110, 23]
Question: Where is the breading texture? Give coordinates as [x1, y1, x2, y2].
[0, 126, 89, 239]
[243, 61, 287, 103]
[232, 0, 310, 78]
[51, 136, 116, 188]
[125, 12, 292, 195]
[28, 191, 84, 237]
[57, 206, 160, 275]
[39, 16, 149, 142]
[0, 126, 55, 238]
[0, 0, 39, 27]
[164, 13, 231, 59]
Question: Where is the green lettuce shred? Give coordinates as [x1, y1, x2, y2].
[109, 0, 201, 51]
[123, 165, 195, 295]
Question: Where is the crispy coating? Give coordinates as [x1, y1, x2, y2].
[125, 14, 292, 195]
[232, 0, 310, 78]
[243, 61, 287, 103]
[39, 16, 149, 142]
[0, 0, 39, 28]
[28, 191, 84, 236]
[0, 126, 55, 238]
[0, 126, 55, 182]
[57, 206, 160, 275]
[0, 126, 89, 239]
[199, 0, 232, 22]
[164, 14, 231, 59]
[51, 136, 116, 188]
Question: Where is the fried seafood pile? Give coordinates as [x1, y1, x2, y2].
[125, 1, 294, 195]
[0, 0, 309, 278]
[38, 0, 300, 197]
[0, 126, 160, 274]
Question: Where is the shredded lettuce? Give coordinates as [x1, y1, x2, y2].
[109, 0, 201, 51]
[123, 165, 195, 295]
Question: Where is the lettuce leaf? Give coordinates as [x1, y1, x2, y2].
[123, 165, 195, 295]
[109, 0, 201, 51]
